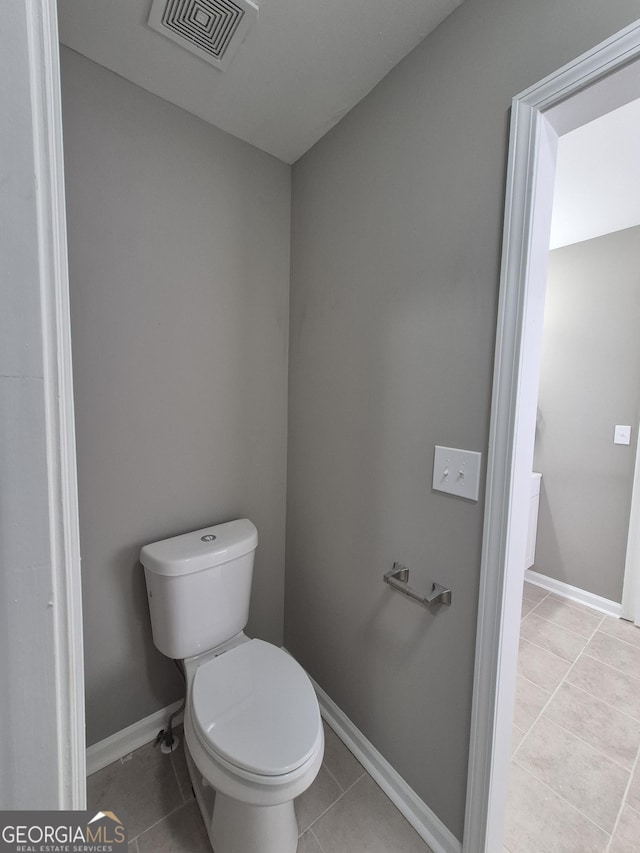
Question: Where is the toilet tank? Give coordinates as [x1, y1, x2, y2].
[140, 519, 258, 660]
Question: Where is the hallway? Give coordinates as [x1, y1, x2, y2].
[505, 583, 640, 851]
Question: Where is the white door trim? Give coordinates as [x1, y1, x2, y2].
[27, 0, 86, 807]
[463, 19, 640, 853]
[622, 424, 640, 625]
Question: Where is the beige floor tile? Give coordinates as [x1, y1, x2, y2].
[532, 598, 603, 639]
[566, 655, 640, 721]
[504, 763, 609, 853]
[543, 683, 640, 769]
[609, 805, 640, 852]
[312, 775, 433, 852]
[518, 637, 572, 692]
[521, 598, 538, 619]
[511, 725, 527, 755]
[295, 764, 342, 834]
[600, 617, 640, 649]
[128, 841, 138, 853]
[586, 632, 640, 679]
[88, 742, 183, 839]
[520, 614, 587, 662]
[523, 582, 548, 604]
[298, 830, 325, 853]
[513, 675, 551, 733]
[515, 717, 629, 832]
[322, 722, 365, 791]
[548, 594, 602, 617]
[137, 801, 209, 853]
[626, 763, 640, 812]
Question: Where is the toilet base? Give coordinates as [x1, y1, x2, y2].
[211, 792, 298, 853]
[184, 736, 300, 853]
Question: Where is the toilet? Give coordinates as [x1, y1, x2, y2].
[140, 519, 324, 853]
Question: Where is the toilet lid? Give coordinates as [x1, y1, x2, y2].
[191, 639, 321, 777]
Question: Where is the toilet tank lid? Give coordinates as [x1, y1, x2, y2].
[140, 519, 258, 577]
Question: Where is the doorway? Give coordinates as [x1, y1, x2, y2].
[527, 100, 640, 618]
[464, 18, 640, 853]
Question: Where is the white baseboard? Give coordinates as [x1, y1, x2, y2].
[525, 569, 622, 618]
[310, 677, 462, 853]
[86, 699, 184, 776]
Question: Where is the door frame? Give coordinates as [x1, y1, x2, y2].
[463, 19, 640, 852]
[26, 0, 86, 806]
[623, 430, 640, 626]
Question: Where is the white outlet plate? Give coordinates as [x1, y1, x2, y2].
[433, 446, 482, 501]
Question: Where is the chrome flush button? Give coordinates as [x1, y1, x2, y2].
[201, 534, 217, 542]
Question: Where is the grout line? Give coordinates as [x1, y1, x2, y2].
[545, 591, 611, 616]
[130, 801, 188, 843]
[540, 715, 635, 774]
[302, 771, 366, 835]
[128, 838, 139, 853]
[523, 609, 604, 643]
[168, 749, 189, 805]
[522, 591, 550, 607]
[321, 758, 365, 794]
[576, 651, 640, 683]
[602, 616, 640, 636]
[513, 671, 552, 703]
[320, 760, 344, 792]
[558, 678, 640, 726]
[528, 603, 605, 639]
[595, 626, 640, 653]
[522, 592, 546, 607]
[606, 744, 640, 852]
[513, 614, 605, 761]
[512, 760, 613, 839]
[581, 650, 640, 683]
[310, 827, 328, 853]
[518, 634, 580, 667]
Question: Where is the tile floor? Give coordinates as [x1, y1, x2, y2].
[88, 720, 434, 853]
[88, 584, 640, 853]
[505, 581, 640, 853]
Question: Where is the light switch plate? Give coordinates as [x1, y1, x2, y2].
[614, 425, 631, 445]
[433, 446, 482, 501]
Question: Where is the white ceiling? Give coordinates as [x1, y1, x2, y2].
[550, 97, 640, 249]
[58, 0, 462, 164]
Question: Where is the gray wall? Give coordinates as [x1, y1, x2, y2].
[285, 0, 640, 839]
[60, 48, 291, 747]
[1, 0, 61, 806]
[533, 227, 640, 602]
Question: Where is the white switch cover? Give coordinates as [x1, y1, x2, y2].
[614, 425, 631, 445]
[433, 446, 482, 501]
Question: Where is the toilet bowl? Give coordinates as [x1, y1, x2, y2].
[183, 637, 324, 853]
[140, 519, 324, 853]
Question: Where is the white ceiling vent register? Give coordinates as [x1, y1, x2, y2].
[148, 0, 259, 71]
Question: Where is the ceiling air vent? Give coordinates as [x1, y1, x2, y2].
[148, 0, 259, 72]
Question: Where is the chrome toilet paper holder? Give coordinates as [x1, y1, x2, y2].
[383, 562, 452, 608]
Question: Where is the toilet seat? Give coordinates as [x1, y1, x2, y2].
[191, 639, 322, 778]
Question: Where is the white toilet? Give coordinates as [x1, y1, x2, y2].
[140, 519, 324, 853]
